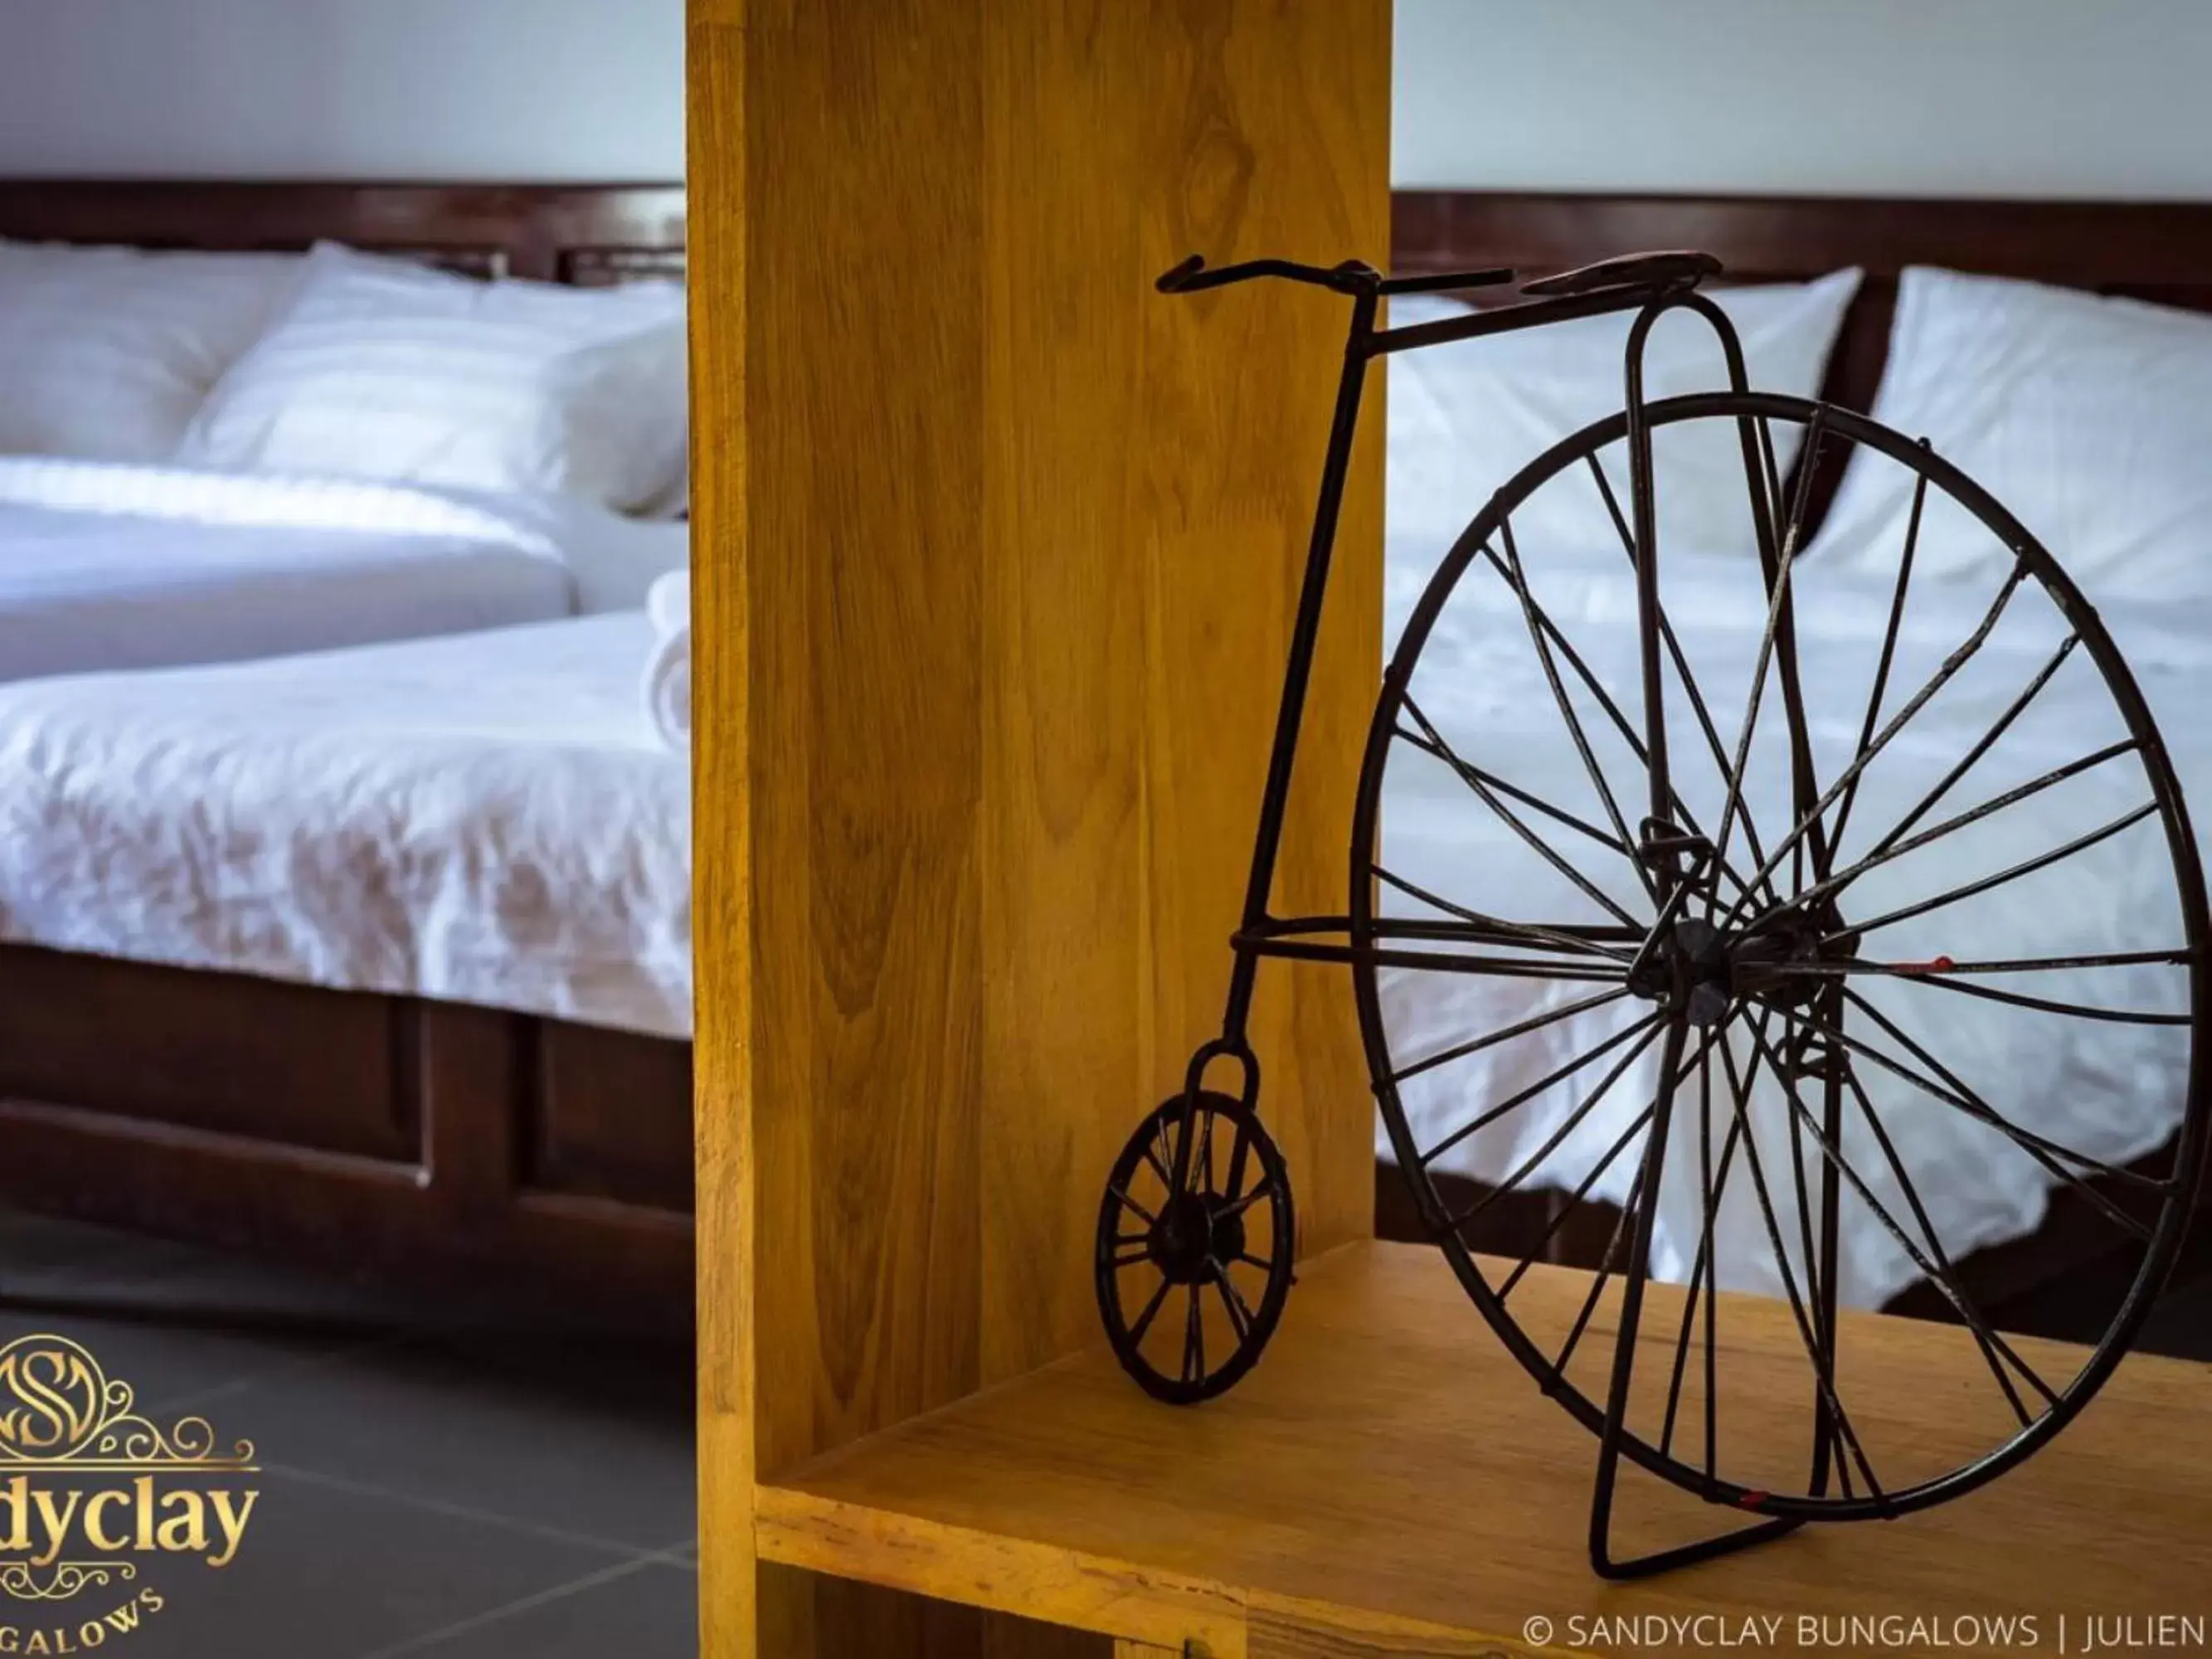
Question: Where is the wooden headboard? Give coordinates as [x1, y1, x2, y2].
[1391, 190, 2212, 419]
[0, 179, 684, 286]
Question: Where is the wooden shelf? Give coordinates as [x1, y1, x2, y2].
[756, 1242, 2212, 1657]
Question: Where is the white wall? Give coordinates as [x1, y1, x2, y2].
[0, 0, 683, 180]
[1396, 0, 2212, 199]
[5, 1, 2199, 197]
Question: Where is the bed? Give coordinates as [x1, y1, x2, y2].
[0, 182, 689, 678]
[0, 456, 679, 680]
[6, 183, 2210, 1335]
[0, 181, 696, 1330]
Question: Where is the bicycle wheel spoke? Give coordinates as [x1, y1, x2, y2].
[1553, 1148, 1652, 1378]
[1494, 517, 1657, 904]
[1743, 1022, 2059, 1423]
[1783, 961, 2189, 1028]
[1141, 1116, 1178, 1192]
[1788, 995, 2166, 1233]
[1373, 863, 1633, 964]
[1219, 1112, 1253, 1207]
[1544, 1022, 1719, 1376]
[1783, 1036, 1830, 1365]
[1109, 1184, 1158, 1227]
[1658, 1039, 1749, 1469]
[1835, 990, 2173, 1198]
[1759, 412, 1837, 888]
[1217, 1180, 1281, 1223]
[1777, 948, 2192, 979]
[1838, 1064, 2047, 1426]
[1399, 694, 1642, 930]
[1496, 1103, 1655, 1301]
[1706, 413, 1824, 922]
[1395, 723, 1631, 863]
[1717, 1034, 1888, 1504]
[1182, 1286, 1205, 1384]
[1719, 563, 2030, 931]
[1212, 1263, 1256, 1341]
[1655, 1036, 1748, 1458]
[1751, 410, 1788, 557]
[1587, 453, 1786, 914]
[1493, 1022, 1720, 1299]
[1826, 455, 1931, 854]
[1843, 634, 2080, 874]
[1831, 801, 2158, 946]
[1127, 1277, 1173, 1349]
[1458, 545, 1767, 911]
[1394, 985, 1634, 1087]
[1194, 1102, 1219, 1194]
[1330, 941, 1626, 983]
[1787, 734, 2134, 922]
[1707, 1000, 1849, 1504]
[1423, 1011, 1664, 1178]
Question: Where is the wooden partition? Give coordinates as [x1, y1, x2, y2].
[689, 2, 1392, 1652]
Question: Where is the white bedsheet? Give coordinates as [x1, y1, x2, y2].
[1374, 533, 2210, 1308]
[0, 613, 689, 1038]
[0, 456, 686, 681]
[0, 506, 2195, 1308]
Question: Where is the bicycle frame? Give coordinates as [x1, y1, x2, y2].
[1172, 255, 1782, 1093]
[1158, 250, 1850, 1575]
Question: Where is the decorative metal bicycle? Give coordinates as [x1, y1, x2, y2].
[1092, 247, 2210, 1577]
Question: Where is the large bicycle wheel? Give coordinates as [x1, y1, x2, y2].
[1350, 391, 2210, 1525]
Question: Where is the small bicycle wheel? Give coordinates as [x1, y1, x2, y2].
[1095, 1092, 1296, 1405]
[1350, 390, 2210, 1524]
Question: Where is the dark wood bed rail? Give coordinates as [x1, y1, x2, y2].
[1393, 188, 2212, 433]
[0, 178, 686, 285]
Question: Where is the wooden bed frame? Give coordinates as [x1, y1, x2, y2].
[0, 180, 692, 1331]
[2, 180, 2205, 1336]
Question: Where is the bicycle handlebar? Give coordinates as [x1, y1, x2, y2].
[1156, 255, 1378, 294]
[1156, 253, 1516, 299]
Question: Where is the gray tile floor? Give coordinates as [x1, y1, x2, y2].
[2, 1206, 2203, 1658]
[0, 1209, 695, 1659]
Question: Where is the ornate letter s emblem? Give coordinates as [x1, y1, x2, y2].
[0, 1334, 253, 1467]
[0, 1336, 105, 1457]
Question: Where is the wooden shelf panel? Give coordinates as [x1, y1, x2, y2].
[757, 1242, 2211, 1653]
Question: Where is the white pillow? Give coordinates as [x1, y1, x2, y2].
[177, 242, 687, 512]
[1812, 266, 2212, 596]
[0, 239, 301, 460]
[1388, 267, 1862, 559]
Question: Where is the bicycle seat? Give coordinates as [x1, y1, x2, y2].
[1519, 249, 1723, 299]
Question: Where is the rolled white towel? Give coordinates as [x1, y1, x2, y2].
[647, 568, 689, 640]
[642, 570, 690, 754]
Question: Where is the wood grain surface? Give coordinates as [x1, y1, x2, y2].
[760, 1241, 2212, 1655]
[689, 0, 1390, 1652]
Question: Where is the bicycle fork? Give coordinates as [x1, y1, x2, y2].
[1169, 288, 1382, 1198]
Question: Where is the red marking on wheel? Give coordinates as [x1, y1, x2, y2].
[1893, 956, 1955, 975]
[1738, 1490, 1769, 1508]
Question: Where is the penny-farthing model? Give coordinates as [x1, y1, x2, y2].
[1092, 249, 2210, 1577]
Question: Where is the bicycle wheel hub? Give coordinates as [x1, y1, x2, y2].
[1148, 1192, 1244, 1286]
[1631, 905, 1858, 1027]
